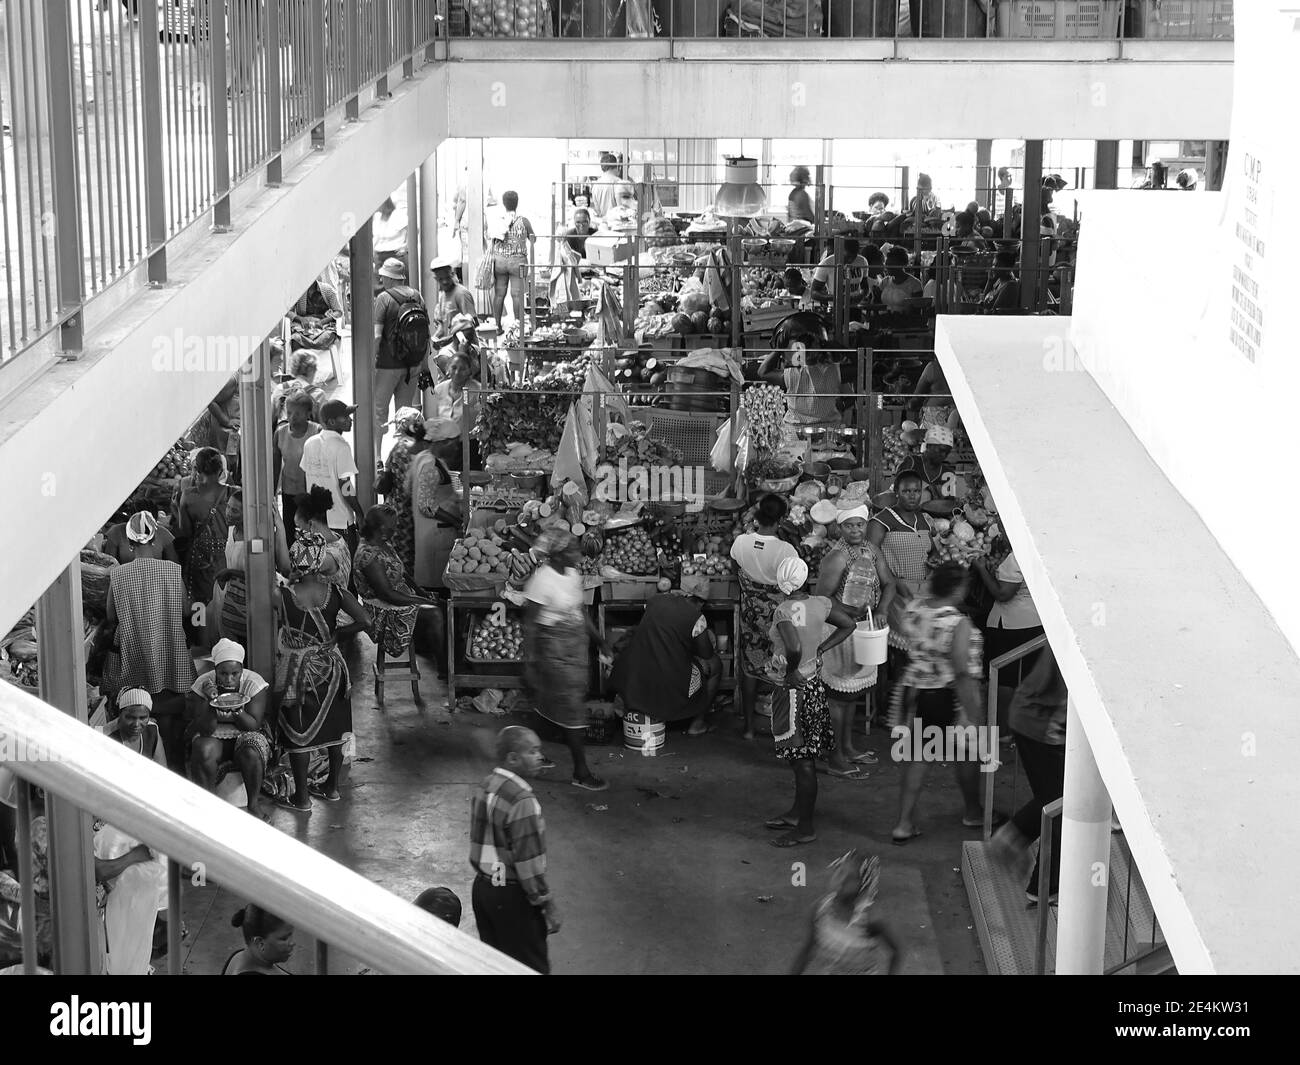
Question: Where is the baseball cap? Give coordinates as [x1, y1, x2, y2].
[319, 399, 357, 422]
[378, 257, 407, 280]
[429, 254, 454, 272]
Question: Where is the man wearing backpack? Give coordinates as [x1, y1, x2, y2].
[373, 258, 431, 454]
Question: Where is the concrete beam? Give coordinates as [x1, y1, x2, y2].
[0, 64, 449, 638]
[444, 58, 1233, 140]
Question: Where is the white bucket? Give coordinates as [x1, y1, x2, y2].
[623, 712, 665, 756]
[854, 622, 890, 667]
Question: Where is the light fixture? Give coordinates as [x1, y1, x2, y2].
[714, 156, 767, 218]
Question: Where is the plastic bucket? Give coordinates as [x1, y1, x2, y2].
[623, 711, 665, 755]
[854, 622, 890, 667]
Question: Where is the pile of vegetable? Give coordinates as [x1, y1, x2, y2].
[600, 528, 658, 576]
[603, 425, 682, 469]
[742, 267, 796, 303]
[467, 0, 548, 37]
[749, 455, 802, 484]
[613, 350, 667, 388]
[149, 445, 190, 482]
[446, 528, 516, 578]
[467, 613, 524, 662]
[740, 384, 786, 457]
[882, 425, 916, 472]
[929, 508, 1001, 568]
[681, 529, 733, 580]
[475, 354, 594, 456]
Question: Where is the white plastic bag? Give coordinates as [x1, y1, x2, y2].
[710, 419, 733, 474]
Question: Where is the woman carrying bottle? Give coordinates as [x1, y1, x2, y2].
[815, 506, 896, 776]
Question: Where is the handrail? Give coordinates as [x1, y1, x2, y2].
[1034, 796, 1063, 975]
[0, 683, 530, 975]
[981, 633, 1049, 839]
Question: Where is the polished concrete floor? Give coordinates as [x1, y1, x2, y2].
[160, 635, 995, 975]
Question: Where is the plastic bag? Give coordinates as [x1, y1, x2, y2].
[710, 419, 733, 474]
[626, 0, 654, 37]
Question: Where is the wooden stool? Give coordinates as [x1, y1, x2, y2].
[373, 640, 421, 706]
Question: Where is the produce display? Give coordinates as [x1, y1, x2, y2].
[613, 350, 668, 388]
[466, 613, 524, 662]
[475, 353, 595, 456]
[739, 384, 786, 457]
[467, 0, 550, 38]
[149, 445, 191, 481]
[742, 266, 801, 304]
[681, 528, 734, 580]
[882, 424, 917, 473]
[600, 528, 658, 576]
[446, 527, 516, 578]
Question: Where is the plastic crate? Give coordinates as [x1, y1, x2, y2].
[463, 613, 524, 665]
[603, 577, 661, 601]
[642, 406, 733, 498]
[1137, 0, 1233, 39]
[994, 0, 1121, 38]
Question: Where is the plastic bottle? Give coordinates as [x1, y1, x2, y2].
[840, 554, 876, 613]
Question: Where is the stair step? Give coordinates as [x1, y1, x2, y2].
[962, 833, 1167, 975]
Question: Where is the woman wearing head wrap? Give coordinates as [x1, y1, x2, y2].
[815, 504, 896, 775]
[354, 505, 444, 676]
[763, 556, 856, 848]
[377, 406, 431, 580]
[521, 530, 612, 791]
[188, 639, 274, 820]
[102, 510, 180, 566]
[272, 533, 375, 813]
[888, 425, 960, 518]
[790, 852, 902, 975]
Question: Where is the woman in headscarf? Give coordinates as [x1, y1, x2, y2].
[291, 485, 352, 595]
[729, 493, 800, 739]
[763, 556, 856, 848]
[758, 313, 844, 441]
[816, 505, 896, 776]
[790, 852, 902, 975]
[273, 533, 375, 813]
[353, 505, 445, 678]
[410, 434, 460, 593]
[175, 446, 232, 607]
[377, 406, 431, 579]
[102, 511, 181, 565]
[521, 530, 612, 792]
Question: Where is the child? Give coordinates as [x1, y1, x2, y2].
[790, 851, 902, 975]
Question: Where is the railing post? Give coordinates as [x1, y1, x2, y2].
[350, 219, 377, 508]
[239, 338, 279, 682]
[137, 0, 168, 285]
[37, 562, 99, 975]
[15, 782, 38, 973]
[210, 0, 232, 230]
[40, 0, 84, 356]
[345, 0, 361, 120]
[317, 940, 330, 974]
[377, 0, 391, 97]
[1020, 139, 1043, 313]
[310, 0, 328, 149]
[265, 0, 283, 186]
[402, 0, 416, 78]
[166, 858, 183, 974]
[1035, 799, 1063, 975]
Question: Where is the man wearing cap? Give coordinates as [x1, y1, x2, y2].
[102, 510, 181, 566]
[894, 426, 962, 517]
[373, 257, 429, 452]
[188, 639, 273, 820]
[300, 399, 365, 556]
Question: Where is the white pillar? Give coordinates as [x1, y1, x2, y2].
[419, 154, 439, 298]
[466, 139, 486, 317]
[1055, 696, 1112, 974]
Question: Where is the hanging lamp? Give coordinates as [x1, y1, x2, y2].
[714, 156, 767, 218]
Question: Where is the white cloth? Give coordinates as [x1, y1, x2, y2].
[523, 565, 584, 626]
[374, 206, 408, 254]
[94, 824, 167, 976]
[730, 533, 799, 586]
[776, 556, 810, 595]
[813, 253, 869, 301]
[211, 638, 244, 665]
[987, 551, 1041, 630]
[300, 429, 359, 531]
[426, 379, 478, 442]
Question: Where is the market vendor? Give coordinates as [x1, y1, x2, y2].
[551, 208, 593, 308]
[609, 578, 723, 739]
[424, 352, 482, 471]
[428, 257, 477, 358]
[866, 469, 935, 655]
[758, 316, 845, 436]
[909, 360, 957, 433]
[810, 239, 868, 309]
[891, 426, 961, 517]
[103, 511, 181, 566]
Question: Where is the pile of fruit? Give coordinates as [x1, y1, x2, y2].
[467, 613, 524, 662]
[600, 527, 658, 576]
[929, 517, 994, 568]
[882, 425, 916, 473]
[446, 527, 516, 578]
[527, 324, 568, 346]
[148, 446, 190, 482]
[639, 273, 678, 298]
[740, 384, 786, 457]
[742, 267, 794, 303]
[613, 350, 667, 388]
[467, 0, 549, 37]
[681, 530, 733, 580]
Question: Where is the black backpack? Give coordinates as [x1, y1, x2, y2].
[388, 287, 430, 370]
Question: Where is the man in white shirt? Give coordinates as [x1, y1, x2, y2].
[300, 399, 365, 554]
[811, 238, 869, 307]
[589, 153, 622, 220]
[373, 196, 408, 272]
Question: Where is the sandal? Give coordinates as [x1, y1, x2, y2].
[274, 796, 313, 815]
[891, 829, 923, 846]
[764, 816, 797, 830]
[571, 777, 609, 792]
[851, 751, 879, 765]
[770, 831, 817, 848]
[687, 722, 714, 737]
[827, 766, 866, 780]
[309, 786, 341, 803]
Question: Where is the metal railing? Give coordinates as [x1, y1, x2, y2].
[0, 677, 527, 974]
[447, 0, 1235, 41]
[0, 0, 439, 366]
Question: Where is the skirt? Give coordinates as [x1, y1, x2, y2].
[771, 680, 834, 762]
[523, 618, 589, 730]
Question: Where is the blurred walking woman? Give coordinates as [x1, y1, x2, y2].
[175, 447, 231, 606]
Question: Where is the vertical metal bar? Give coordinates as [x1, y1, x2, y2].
[161, 0, 177, 233]
[166, 858, 183, 974]
[79, 1, 104, 290]
[16, 0, 45, 335]
[346, 0, 361, 120]
[42, 0, 85, 353]
[1020, 139, 1043, 313]
[402, 0, 415, 77]
[38, 562, 99, 975]
[30, 0, 54, 327]
[69, 1, 97, 294]
[350, 218, 377, 506]
[7, 0, 30, 344]
[1, 75, 17, 354]
[310, 0, 327, 148]
[111, 1, 133, 268]
[1035, 807, 1055, 974]
[126, 0, 145, 264]
[265, 0, 282, 185]
[15, 780, 37, 974]
[138, 0, 168, 283]
[210, 0, 231, 228]
[377, 0, 390, 96]
[241, 339, 278, 681]
[316, 940, 330, 974]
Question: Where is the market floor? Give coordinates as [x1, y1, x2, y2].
[159, 638, 993, 975]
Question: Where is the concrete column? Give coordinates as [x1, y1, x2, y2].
[405, 171, 419, 287]
[239, 342, 276, 682]
[419, 154, 439, 298]
[1055, 696, 1112, 975]
[1094, 141, 1120, 191]
[466, 139, 486, 318]
[975, 139, 993, 209]
[349, 219, 377, 509]
[1019, 139, 1043, 313]
[1204, 141, 1228, 192]
[36, 561, 99, 974]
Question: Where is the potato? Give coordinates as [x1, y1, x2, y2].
[461, 561, 478, 574]
[480, 542, 501, 557]
[450, 546, 467, 560]
[468, 547, 482, 561]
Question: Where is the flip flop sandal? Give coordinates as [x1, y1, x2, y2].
[571, 777, 609, 792]
[891, 830, 923, 846]
[309, 787, 341, 803]
[538, 757, 557, 770]
[687, 724, 714, 737]
[770, 833, 817, 848]
[274, 796, 313, 816]
[827, 767, 866, 779]
[851, 752, 879, 765]
[764, 816, 798, 830]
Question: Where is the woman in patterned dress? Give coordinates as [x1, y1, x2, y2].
[763, 557, 856, 849]
[291, 486, 352, 594]
[816, 506, 896, 776]
[175, 447, 231, 607]
[273, 533, 375, 813]
[890, 563, 985, 845]
[379, 407, 429, 581]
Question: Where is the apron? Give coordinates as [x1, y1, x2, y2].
[878, 508, 932, 650]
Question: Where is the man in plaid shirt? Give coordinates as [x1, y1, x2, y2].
[470, 726, 559, 974]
